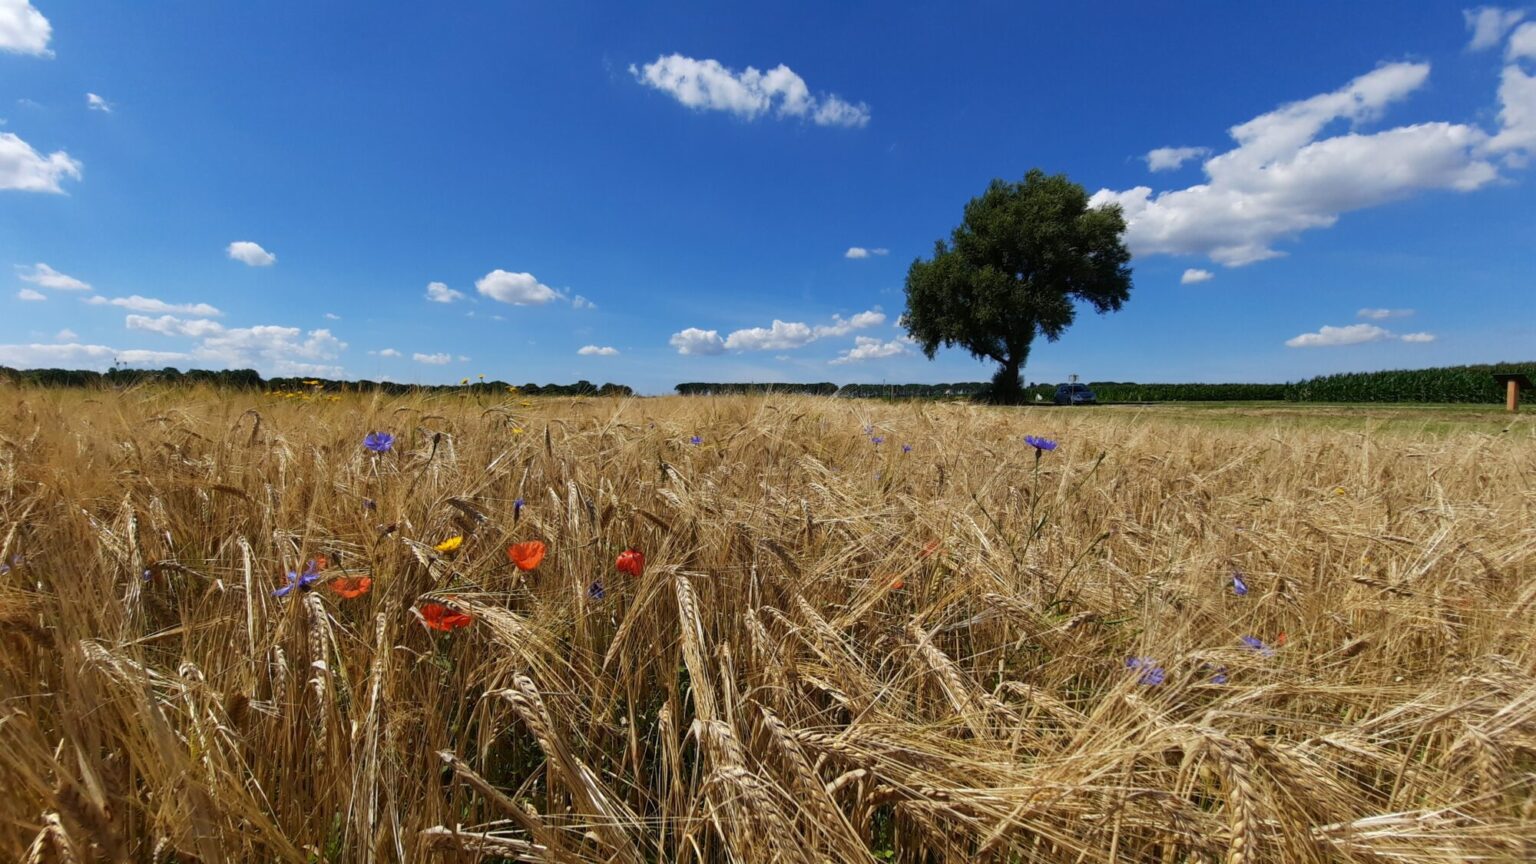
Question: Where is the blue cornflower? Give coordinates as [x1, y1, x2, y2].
[871, 436, 884, 446]
[588, 580, 605, 600]
[690, 435, 702, 445]
[1209, 665, 1229, 685]
[1024, 435, 1057, 452]
[272, 560, 324, 598]
[1240, 635, 1276, 658]
[514, 498, 525, 521]
[902, 444, 912, 454]
[363, 432, 394, 453]
[1232, 571, 1249, 596]
[1126, 657, 1165, 685]
[0, 553, 21, 574]
[142, 568, 153, 582]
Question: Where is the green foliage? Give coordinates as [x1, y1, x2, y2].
[902, 169, 1133, 403]
[0, 366, 634, 397]
[1285, 362, 1535, 403]
[1088, 382, 1290, 402]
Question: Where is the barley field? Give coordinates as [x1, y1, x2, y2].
[2, 387, 1534, 863]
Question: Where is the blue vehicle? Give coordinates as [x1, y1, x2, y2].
[1053, 383, 1097, 405]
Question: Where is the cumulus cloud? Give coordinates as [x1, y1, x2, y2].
[425, 281, 464, 303]
[572, 294, 596, 310]
[194, 326, 346, 376]
[1146, 146, 1210, 171]
[125, 314, 225, 338]
[1180, 268, 1215, 284]
[1399, 331, 1436, 342]
[669, 327, 726, 355]
[0, 0, 52, 57]
[812, 309, 886, 337]
[1511, 21, 1536, 60]
[1283, 323, 1436, 348]
[631, 53, 870, 128]
[86, 294, 223, 316]
[1357, 307, 1414, 319]
[1488, 28, 1536, 158]
[1465, 7, 1526, 50]
[226, 241, 276, 267]
[324, 312, 340, 320]
[17, 262, 89, 291]
[830, 336, 913, 364]
[844, 247, 889, 259]
[54, 328, 75, 341]
[725, 319, 815, 351]
[577, 345, 619, 356]
[1090, 62, 1504, 267]
[17, 287, 44, 301]
[413, 352, 452, 365]
[0, 132, 81, 192]
[370, 348, 401, 357]
[86, 92, 111, 113]
[0, 343, 189, 369]
[476, 269, 559, 305]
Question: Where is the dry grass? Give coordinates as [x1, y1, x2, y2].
[1, 386, 1534, 863]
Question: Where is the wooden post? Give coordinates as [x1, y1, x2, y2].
[1510, 379, 1521, 413]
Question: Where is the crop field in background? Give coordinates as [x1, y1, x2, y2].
[1, 387, 1534, 862]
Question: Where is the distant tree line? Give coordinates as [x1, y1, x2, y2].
[0, 366, 634, 397]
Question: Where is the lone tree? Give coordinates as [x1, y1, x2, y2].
[902, 169, 1133, 404]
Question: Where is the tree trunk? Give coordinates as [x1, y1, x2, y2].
[991, 357, 1025, 405]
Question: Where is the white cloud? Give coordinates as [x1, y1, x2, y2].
[226, 241, 276, 267]
[0, 0, 52, 57]
[86, 294, 223, 316]
[724, 319, 815, 351]
[812, 309, 886, 337]
[1465, 7, 1526, 51]
[1511, 21, 1536, 60]
[0, 343, 189, 368]
[1090, 63, 1501, 267]
[324, 312, 340, 320]
[1399, 331, 1436, 342]
[425, 281, 464, 303]
[572, 294, 596, 310]
[476, 269, 559, 305]
[830, 335, 913, 364]
[0, 132, 80, 192]
[16, 287, 44, 301]
[1146, 146, 1210, 171]
[844, 246, 889, 259]
[413, 352, 452, 365]
[1180, 268, 1215, 284]
[195, 326, 345, 376]
[17, 262, 89, 291]
[577, 345, 619, 356]
[54, 328, 75, 341]
[370, 348, 401, 358]
[1284, 323, 1393, 347]
[1357, 307, 1414, 319]
[669, 327, 726, 355]
[631, 53, 870, 128]
[457, 355, 470, 362]
[125, 314, 225, 338]
[85, 92, 111, 113]
[1488, 40, 1536, 158]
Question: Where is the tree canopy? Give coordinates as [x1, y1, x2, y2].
[901, 169, 1133, 403]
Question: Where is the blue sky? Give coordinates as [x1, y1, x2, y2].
[2, 2, 1533, 393]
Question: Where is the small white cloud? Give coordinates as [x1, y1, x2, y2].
[17, 262, 90, 291]
[125, 314, 225, 338]
[1510, 21, 1536, 60]
[1284, 323, 1392, 347]
[578, 344, 618, 356]
[0, 0, 53, 57]
[370, 348, 401, 358]
[476, 269, 559, 305]
[725, 319, 815, 351]
[572, 294, 596, 310]
[1357, 307, 1414, 319]
[1145, 146, 1211, 171]
[425, 281, 464, 303]
[54, 328, 76, 341]
[830, 335, 912, 364]
[457, 355, 470, 362]
[813, 309, 886, 338]
[413, 352, 452, 365]
[16, 287, 44, 301]
[844, 246, 889, 259]
[226, 241, 276, 267]
[1180, 268, 1215, 284]
[85, 92, 111, 113]
[1465, 7, 1527, 51]
[1398, 331, 1436, 343]
[669, 327, 726, 355]
[86, 294, 223, 316]
[324, 312, 340, 320]
[631, 53, 870, 128]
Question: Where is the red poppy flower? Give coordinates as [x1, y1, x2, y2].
[311, 554, 330, 571]
[418, 602, 473, 632]
[886, 575, 906, 590]
[329, 575, 372, 599]
[616, 548, 645, 577]
[507, 540, 547, 571]
[919, 540, 941, 559]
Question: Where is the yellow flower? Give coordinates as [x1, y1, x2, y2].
[511, 427, 526, 435]
[478, 374, 485, 381]
[1333, 487, 1347, 496]
[434, 536, 464, 554]
[460, 378, 469, 385]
